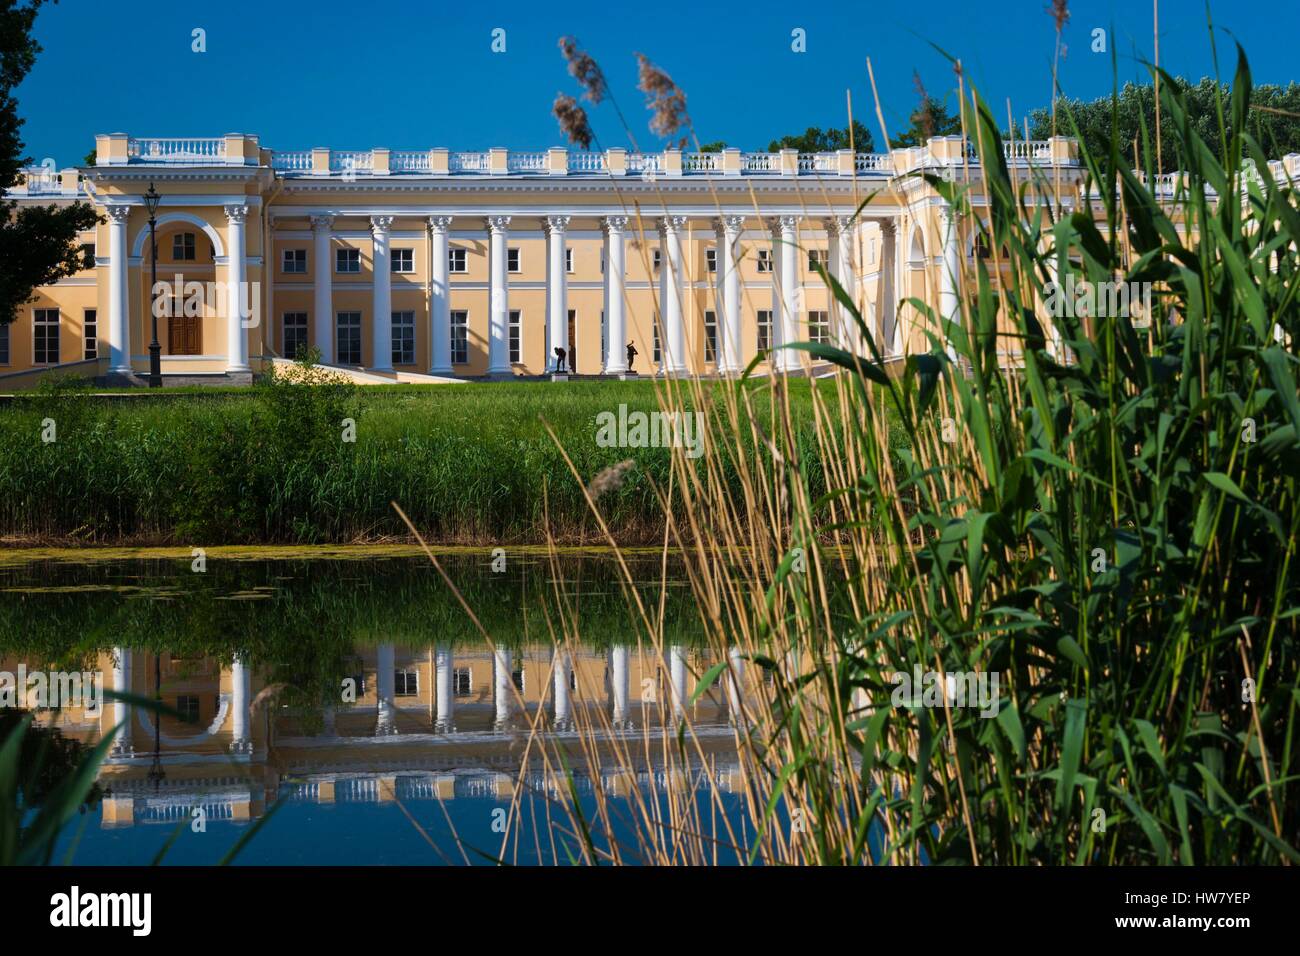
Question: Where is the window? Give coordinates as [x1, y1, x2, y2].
[652, 249, 661, 271]
[336, 248, 360, 273]
[808, 310, 830, 345]
[336, 311, 362, 365]
[283, 312, 308, 359]
[507, 248, 521, 273]
[807, 249, 828, 272]
[706, 249, 717, 273]
[0, 323, 9, 365]
[511, 668, 525, 692]
[757, 249, 772, 273]
[177, 696, 200, 723]
[565, 248, 574, 273]
[83, 309, 97, 360]
[34, 308, 59, 364]
[757, 309, 772, 352]
[453, 668, 472, 696]
[391, 248, 414, 273]
[450, 311, 468, 364]
[395, 668, 418, 696]
[653, 318, 660, 364]
[449, 247, 467, 273]
[282, 249, 307, 273]
[392, 311, 415, 365]
[509, 310, 521, 363]
[172, 232, 196, 261]
[704, 310, 717, 363]
[79, 242, 96, 268]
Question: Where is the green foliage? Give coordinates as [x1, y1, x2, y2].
[1028, 76, 1300, 172]
[767, 120, 874, 153]
[0, 0, 101, 325]
[780, 47, 1299, 863]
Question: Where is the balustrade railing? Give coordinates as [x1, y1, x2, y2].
[128, 137, 227, 163]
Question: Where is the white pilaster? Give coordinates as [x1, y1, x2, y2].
[938, 203, 960, 362]
[776, 214, 802, 372]
[602, 216, 628, 374]
[230, 655, 252, 753]
[312, 215, 334, 363]
[544, 215, 570, 372]
[718, 215, 745, 373]
[879, 219, 900, 355]
[609, 645, 630, 729]
[106, 206, 132, 374]
[826, 216, 856, 349]
[428, 216, 453, 373]
[370, 215, 394, 371]
[659, 216, 688, 374]
[434, 643, 454, 732]
[553, 648, 572, 730]
[493, 646, 513, 730]
[486, 216, 512, 375]
[110, 647, 132, 756]
[376, 643, 397, 736]
[224, 205, 250, 373]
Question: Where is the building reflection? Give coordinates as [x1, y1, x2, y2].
[2, 642, 756, 830]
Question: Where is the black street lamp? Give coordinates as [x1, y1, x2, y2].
[144, 183, 163, 388]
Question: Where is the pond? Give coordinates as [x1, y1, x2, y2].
[0, 548, 763, 866]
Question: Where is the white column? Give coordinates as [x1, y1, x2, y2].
[725, 646, 745, 724]
[428, 216, 453, 373]
[602, 216, 628, 374]
[667, 645, 688, 720]
[659, 216, 688, 374]
[230, 655, 252, 753]
[106, 206, 132, 374]
[110, 647, 132, 756]
[718, 215, 745, 373]
[376, 643, 396, 736]
[312, 215, 334, 363]
[493, 646, 513, 730]
[486, 216, 512, 375]
[434, 644, 454, 733]
[609, 645, 630, 729]
[879, 219, 900, 355]
[544, 215, 570, 373]
[224, 205, 250, 373]
[553, 648, 572, 730]
[826, 216, 856, 349]
[938, 203, 960, 361]
[370, 215, 394, 371]
[776, 214, 801, 372]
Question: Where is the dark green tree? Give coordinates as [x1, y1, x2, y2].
[890, 71, 963, 148]
[1027, 77, 1300, 172]
[766, 119, 874, 153]
[0, 0, 99, 327]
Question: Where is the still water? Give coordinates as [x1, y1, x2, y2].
[1, 549, 758, 865]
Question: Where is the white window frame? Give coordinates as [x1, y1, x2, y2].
[449, 247, 468, 273]
[33, 308, 60, 365]
[808, 310, 830, 345]
[757, 309, 772, 352]
[282, 249, 307, 274]
[336, 248, 361, 273]
[704, 310, 717, 363]
[392, 310, 416, 365]
[507, 247, 521, 274]
[283, 311, 309, 359]
[336, 311, 362, 364]
[509, 309, 521, 363]
[83, 308, 97, 360]
[172, 232, 196, 262]
[394, 668, 419, 697]
[705, 248, 717, 273]
[391, 248, 414, 273]
[450, 310, 468, 364]
[757, 249, 772, 273]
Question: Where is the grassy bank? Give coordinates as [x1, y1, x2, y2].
[0, 375, 862, 545]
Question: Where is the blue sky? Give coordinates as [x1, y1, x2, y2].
[14, 0, 1296, 166]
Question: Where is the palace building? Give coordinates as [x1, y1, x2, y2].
[3, 132, 1095, 386]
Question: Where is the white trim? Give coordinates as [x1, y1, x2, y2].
[129, 212, 227, 258]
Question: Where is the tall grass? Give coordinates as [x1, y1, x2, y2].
[466, 46, 1298, 865]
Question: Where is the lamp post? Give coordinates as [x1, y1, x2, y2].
[144, 183, 162, 388]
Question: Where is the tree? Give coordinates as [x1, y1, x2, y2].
[766, 119, 874, 153]
[1026, 77, 1300, 172]
[0, 0, 99, 327]
[890, 71, 963, 148]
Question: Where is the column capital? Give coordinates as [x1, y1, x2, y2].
[544, 214, 571, 234]
[602, 215, 629, 233]
[879, 218, 899, 237]
[105, 204, 131, 224]
[773, 214, 801, 233]
[486, 215, 512, 233]
[936, 201, 960, 227]
[824, 215, 855, 235]
[717, 215, 745, 237]
[311, 214, 334, 230]
[427, 215, 453, 232]
[223, 204, 250, 224]
[659, 215, 689, 235]
[370, 214, 395, 235]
